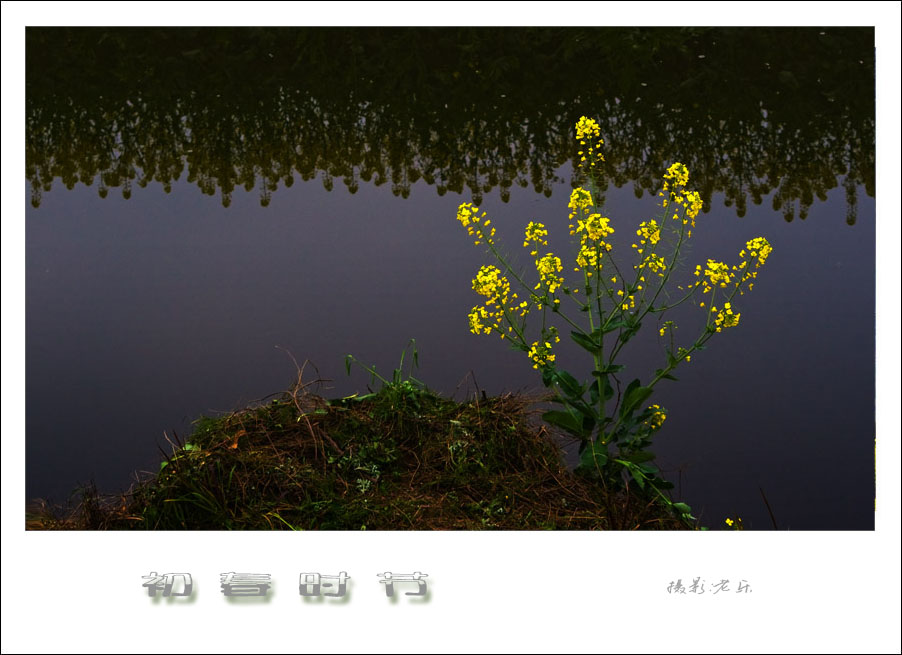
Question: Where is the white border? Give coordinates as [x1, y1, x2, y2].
[3, 4, 900, 653]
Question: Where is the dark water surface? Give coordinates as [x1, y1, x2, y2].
[25, 27, 875, 529]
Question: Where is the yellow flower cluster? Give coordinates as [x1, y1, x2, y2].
[575, 116, 604, 170]
[701, 259, 732, 293]
[731, 237, 772, 294]
[467, 265, 517, 337]
[577, 241, 600, 273]
[527, 340, 556, 369]
[745, 237, 773, 268]
[662, 162, 689, 188]
[535, 253, 564, 294]
[577, 213, 614, 243]
[659, 163, 702, 230]
[635, 219, 661, 247]
[568, 187, 594, 221]
[684, 190, 703, 221]
[637, 252, 667, 278]
[616, 288, 636, 311]
[523, 221, 549, 256]
[467, 305, 495, 335]
[456, 202, 495, 247]
[472, 264, 510, 304]
[567, 186, 615, 276]
[574, 213, 615, 276]
[711, 303, 740, 332]
[646, 404, 667, 430]
[735, 237, 771, 293]
[575, 116, 601, 141]
[458, 118, 771, 383]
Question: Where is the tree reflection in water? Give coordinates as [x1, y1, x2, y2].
[26, 27, 873, 224]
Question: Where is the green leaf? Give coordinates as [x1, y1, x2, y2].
[579, 441, 608, 469]
[621, 378, 640, 403]
[554, 370, 583, 398]
[543, 410, 586, 438]
[654, 368, 678, 382]
[570, 330, 602, 354]
[603, 376, 614, 401]
[628, 466, 646, 489]
[602, 320, 627, 333]
[625, 451, 655, 464]
[570, 399, 599, 422]
[672, 502, 692, 514]
[620, 382, 653, 418]
[621, 320, 642, 340]
[589, 376, 601, 406]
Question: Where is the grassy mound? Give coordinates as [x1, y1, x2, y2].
[27, 382, 689, 530]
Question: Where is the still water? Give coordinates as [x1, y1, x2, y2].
[25, 27, 875, 528]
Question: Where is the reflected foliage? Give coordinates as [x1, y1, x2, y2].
[26, 27, 873, 221]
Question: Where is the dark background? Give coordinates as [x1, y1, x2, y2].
[25, 27, 875, 528]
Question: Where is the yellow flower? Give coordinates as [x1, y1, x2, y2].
[456, 202, 479, 227]
[574, 117, 605, 170]
[713, 303, 741, 332]
[535, 253, 564, 294]
[527, 341, 556, 369]
[457, 202, 494, 246]
[702, 259, 732, 292]
[468, 305, 494, 335]
[568, 187, 594, 218]
[663, 162, 689, 188]
[573, 212, 615, 274]
[472, 265, 510, 303]
[684, 190, 703, 221]
[575, 116, 601, 141]
[646, 404, 667, 430]
[523, 221, 549, 255]
[745, 237, 773, 268]
[635, 219, 661, 246]
[467, 265, 520, 337]
[638, 253, 667, 277]
[577, 213, 615, 242]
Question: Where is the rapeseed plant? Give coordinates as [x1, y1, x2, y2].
[455, 116, 773, 526]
